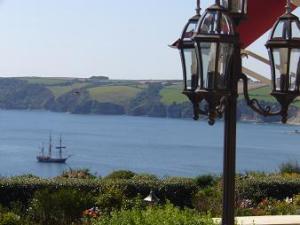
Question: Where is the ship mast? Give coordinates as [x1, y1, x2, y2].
[56, 135, 66, 159]
[48, 133, 52, 157]
[41, 142, 45, 156]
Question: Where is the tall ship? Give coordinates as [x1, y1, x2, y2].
[37, 134, 70, 163]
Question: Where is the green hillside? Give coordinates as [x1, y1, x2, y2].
[243, 86, 300, 108]
[160, 85, 188, 105]
[88, 85, 143, 105]
[19, 77, 73, 85]
[248, 86, 276, 102]
[48, 82, 89, 98]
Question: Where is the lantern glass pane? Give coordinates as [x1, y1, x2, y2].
[289, 49, 300, 91]
[183, 48, 198, 90]
[291, 21, 300, 38]
[273, 21, 289, 39]
[199, 42, 217, 89]
[217, 43, 234, 89]
[183, 21, 198, 40]
[273, 48, 289, 91]
[221, 14, 234, 35]
[243, 0, 248, 14]
[200, 11, 219, 34]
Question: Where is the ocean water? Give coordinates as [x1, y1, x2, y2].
[0, 110, 299, 178]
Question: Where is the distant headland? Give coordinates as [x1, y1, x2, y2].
[0, 76, 299, 123]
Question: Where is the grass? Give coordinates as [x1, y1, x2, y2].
[88, 85, 142, 106]
[160, 85, 188, 105]
[247, 86, 276, 102]
[48, 82, 89, 98]
[20, 77, 73, 85]
[246, 86, 300, 107]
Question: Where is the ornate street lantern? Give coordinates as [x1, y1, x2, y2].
[266, 0, 300, 121]
[170, 0, 202, 119]
[170, 0, 201, 92]
[194, 0, 237, 124]
[220, 0, 247, 23]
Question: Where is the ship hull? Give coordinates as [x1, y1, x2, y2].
[37, 156, 67, 163]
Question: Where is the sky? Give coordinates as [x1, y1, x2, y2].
[0, 0, 299, 80]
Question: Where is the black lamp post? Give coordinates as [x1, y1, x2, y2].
[220, 0, 247, 23]
[172, 1, 300, 225]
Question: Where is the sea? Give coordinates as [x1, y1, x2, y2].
[0, 109, 299, 178]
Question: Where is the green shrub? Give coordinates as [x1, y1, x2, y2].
[28, 188, 94, 225]
[279, 160, 300, 174]
[237, 198, 296, 216]
[0, 212, 21, 225]
[131, 173, 159, 182]
[121, 194, 145, 211]
[294, 194, 300, 206]
[92, 203, 215, 225]
[95, 185, 146, 213]
[236, 175, 300, 202]
[11, 174, 40, 180]
[95, 187, 124, 213]
[194, 175, 217, 188]
[58, 168, 97, 179]
[160, 177, 198, 207]
[105, 170, 136, 180]
[193, 187, 222, 216]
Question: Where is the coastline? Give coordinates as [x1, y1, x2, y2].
[2, 108, 300, 126]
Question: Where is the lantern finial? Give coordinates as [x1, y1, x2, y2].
[286, 0, 292, 13]
[196, 0, 201, 16]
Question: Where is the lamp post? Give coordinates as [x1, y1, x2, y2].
[172, 1, 300, 225]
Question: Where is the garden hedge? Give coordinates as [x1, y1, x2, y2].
[0, 177, 198, 208]
[0, 175, 300, 208]
[236, 175, 300, 202]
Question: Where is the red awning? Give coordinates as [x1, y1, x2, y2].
[238, 0, 297, 48]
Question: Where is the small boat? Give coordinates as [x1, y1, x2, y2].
[37, 134, 70, 163]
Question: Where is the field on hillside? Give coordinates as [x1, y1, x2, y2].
[20, 77, 75, 85]
[88, 85, 143, 105]
[160, 84, 188, 105]
[48, 82, 90, 98]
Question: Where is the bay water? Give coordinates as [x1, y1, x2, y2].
[0, 110, 299, 178]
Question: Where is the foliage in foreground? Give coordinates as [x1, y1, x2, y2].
[0, 168, 299, 224]
[279, 160, 300, 174]
[28, 189, 94, 225]
[92, 203, 215, 225]
[58, 169, 97, 179]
